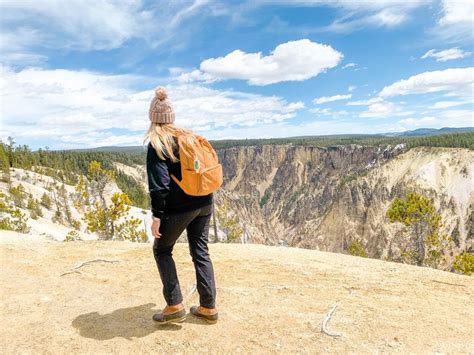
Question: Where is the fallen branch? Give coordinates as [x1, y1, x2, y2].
[59, 270, 82, 277]
[321, 305, 342, 338]
[60, 259, 119, 277]
[73, 259, 120, 270]
[431, 280, 466, 287]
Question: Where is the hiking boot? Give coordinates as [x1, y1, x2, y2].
[152, 303, 186, 324]
[190, 305, 218, 324]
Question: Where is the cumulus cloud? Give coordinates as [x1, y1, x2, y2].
[421, 48, 471, 62]
[175, 69, 218, 84]
[398, 110, 474, 129]
[379, 67, 474, 99]
[313, 94, 351, 104]
[355, 67, 474, 118]
[179, 39, 343, 86]
[354, 98, 414, 119]
[359, 100, 399, 118]
[0, 66, 304, 148]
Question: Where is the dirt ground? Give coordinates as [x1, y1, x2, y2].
[1, 233, 473, 354]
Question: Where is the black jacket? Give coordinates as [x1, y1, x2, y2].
[146, 139, 213, 219]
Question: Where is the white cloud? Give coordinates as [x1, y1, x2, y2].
[219, 1, 431, 33]
[355, 98, 413, 119]
[176, 69, 218, 84]
[348, 85, 356, 92]
[379, 67, 474, 99]
[347, 97, 384, 106]
[398, 110, 474, 129]
[0, 1, 150, 51]
[309, 107, 348, 116]
[398, 116, 438, 127]
[313, 94, 351, 104]
[318, 0, 431, 32]
[432, 100, 471, 109]
[0, 0, 212, 62]
[439, 0, 474, 25]
[359, 100, 398, 118]
[421, 48, 471, 62]
[435, 0, 474, 42]
[0, 66, 304, 148]
[342, 63, 357, 69]
[183, 39, 343, 86]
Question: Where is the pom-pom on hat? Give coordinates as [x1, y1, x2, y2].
[149, 87, 175, 123]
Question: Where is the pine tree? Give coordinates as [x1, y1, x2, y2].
[387, 191, 453, 268]
[0, 142, 11, 187]
[215, 198, 243, 243]
[40, 193, 52, 210]
[9, 184, 26, 208]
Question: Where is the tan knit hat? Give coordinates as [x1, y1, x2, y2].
[149, 87, 175, 123]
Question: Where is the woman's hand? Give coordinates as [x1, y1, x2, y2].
[151, 218, 162, 239]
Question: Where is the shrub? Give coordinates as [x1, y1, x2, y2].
[9, 184, 26, 208]
[216, 199, 243, 243]
[40, 193, 52, 209]
[1, 208, 30, 233]
[64, 230, 81, 242]
[348, 239, 368, 257]
[453, 253, 474, 276]
[0, 192, 30, 233]
[259, 191, 270, 208]
[117, 217, 147, 242]
[27, 197, 43, 219]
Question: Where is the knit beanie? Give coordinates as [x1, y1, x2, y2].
[149, 87, 175, 124]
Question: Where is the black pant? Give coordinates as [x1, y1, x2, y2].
[153, 203, 216, 308]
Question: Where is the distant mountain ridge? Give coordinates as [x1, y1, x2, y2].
[384, 127, 474, 137]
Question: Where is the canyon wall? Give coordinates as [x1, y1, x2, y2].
[215, 145, 474, 258]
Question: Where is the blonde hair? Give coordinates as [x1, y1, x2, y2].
[144, 122, 198, 163]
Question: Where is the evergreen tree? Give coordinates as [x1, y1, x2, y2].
[40, 192, 52, 210]
[0, 143, 11, 187]
[387, 191, 453, 268]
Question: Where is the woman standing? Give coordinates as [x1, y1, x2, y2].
[145, 87, 219, 325]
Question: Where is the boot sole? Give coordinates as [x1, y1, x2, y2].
[191, 313, 218, 324]
[154, 315, 186, 325]
[190, 308, 218, 324]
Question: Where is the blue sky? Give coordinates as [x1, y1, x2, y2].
[0, 0, 473, 149]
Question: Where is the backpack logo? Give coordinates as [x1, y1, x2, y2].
[193, 158, 200, 172]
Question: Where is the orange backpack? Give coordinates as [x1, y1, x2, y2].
[170, 133, 223, 196]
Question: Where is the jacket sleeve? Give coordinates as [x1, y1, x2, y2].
[146, 143, 170, 219]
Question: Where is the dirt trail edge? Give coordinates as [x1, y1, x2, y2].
[1, 235, 473, 353]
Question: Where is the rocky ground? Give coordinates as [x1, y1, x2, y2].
[1, 232, 473, 353]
